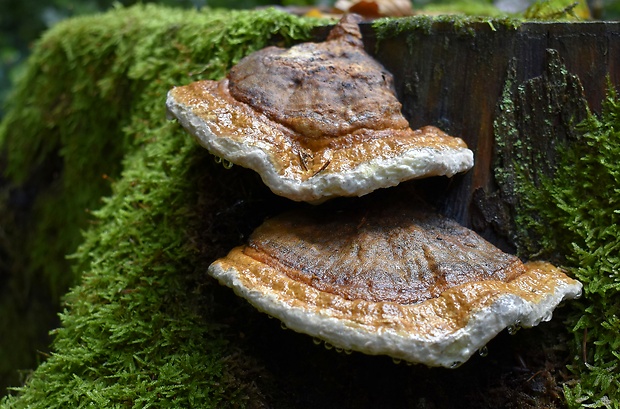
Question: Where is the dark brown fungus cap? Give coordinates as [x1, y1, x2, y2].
[208, 197, 582, 367]
[166, 14, 473, 202]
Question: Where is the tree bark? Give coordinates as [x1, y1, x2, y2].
[315, 20, 620, 251]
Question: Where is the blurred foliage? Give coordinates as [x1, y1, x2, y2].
[524, 0, 592, 19]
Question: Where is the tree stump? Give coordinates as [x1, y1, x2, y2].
[314, 20, 620, 251]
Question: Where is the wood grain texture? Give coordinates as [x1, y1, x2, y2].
[314, 21, 620, 250]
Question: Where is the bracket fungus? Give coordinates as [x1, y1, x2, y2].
[166, 14, 473, 203]
[208, 197, 582, 368]
[167, 12, 581, 369]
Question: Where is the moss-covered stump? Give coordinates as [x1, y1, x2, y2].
[2, 5, 620, 408]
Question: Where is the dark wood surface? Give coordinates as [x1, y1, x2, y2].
[315, 20, 620, 250]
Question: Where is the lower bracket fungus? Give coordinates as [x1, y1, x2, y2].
[166, 14, 473, 203]
[208, 196, 582, 368]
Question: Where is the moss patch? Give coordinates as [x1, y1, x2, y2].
[0, 4, 324, 404]
[493, 49, 590, 257]
[495, 57, 620, 407]
[560, 86, 620, 408]
[372, 0, 589, 44]
[373, 13, 521, 41]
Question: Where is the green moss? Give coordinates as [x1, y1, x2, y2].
[495, 65, 620, 407]
[524, 0, 590, 20]
[493, 50, 590, 258]
[372, 0, 590, 43]
[372, 14, 521, 47]
[420, 2, 508, 18]
[0, 4, 324, 405]
[546, 87, 620, 407]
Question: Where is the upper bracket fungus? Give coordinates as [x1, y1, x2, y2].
[208, 196, 582, 368]
[166, 14, 473, 203]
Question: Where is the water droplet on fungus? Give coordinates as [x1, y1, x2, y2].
[450, 361, 463, 369]
[392, 358, 402, 365]
[507, 324, 521, 335]
[312, 337, 322, 345]
[222, 159, 234, 169]
[324, 342, 334, 350]
[478, 346, 489, 357]
[280, 322, 288, 330]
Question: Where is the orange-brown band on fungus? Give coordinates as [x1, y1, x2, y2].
[170, 79, 467, 179]
[240, 200, 526, 305]
[214, 249, 576, 336]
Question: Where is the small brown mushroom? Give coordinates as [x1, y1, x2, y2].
[208, 195, 582, 367]
[166, 14, 473, 203]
